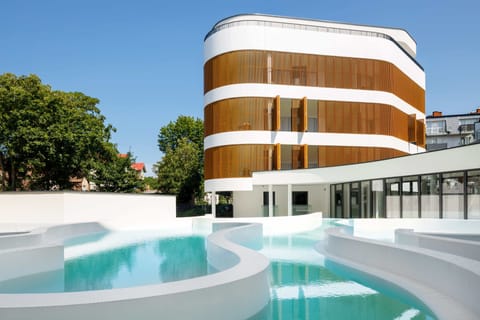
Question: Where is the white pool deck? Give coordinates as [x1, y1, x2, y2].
[0, 193, 479, 319]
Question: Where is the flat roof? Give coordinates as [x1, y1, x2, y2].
[206, 13, 417, 58]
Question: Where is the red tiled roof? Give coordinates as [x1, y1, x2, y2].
[131, 162, 146, 172]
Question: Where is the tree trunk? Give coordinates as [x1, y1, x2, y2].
[10, 160, 15, 191]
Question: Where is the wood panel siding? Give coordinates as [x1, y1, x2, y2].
[205, 98, 423, 145]
[204, 50, 425, 113]
[205, 145, 407, 179]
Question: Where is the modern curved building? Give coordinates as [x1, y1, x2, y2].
[204, 14, 426, 217]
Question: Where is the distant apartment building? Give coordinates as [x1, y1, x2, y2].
[426, 109, 480, 151]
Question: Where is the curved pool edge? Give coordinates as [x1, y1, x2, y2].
[0, 222, 270, 320]
[318, 227, 480, 320]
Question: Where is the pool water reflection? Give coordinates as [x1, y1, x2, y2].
[0, 235, 212, 293]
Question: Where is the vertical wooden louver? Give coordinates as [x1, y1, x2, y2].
[274, 143, 281, 170]
[302, 144, 308, 168]
[274, 95, 281, 131]
[301, 97, 308, 132]
[408, 114, 417, 143]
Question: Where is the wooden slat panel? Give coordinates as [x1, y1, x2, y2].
[204, 50, 425, 113]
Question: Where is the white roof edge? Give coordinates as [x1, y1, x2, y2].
[210, 14, 417, 57]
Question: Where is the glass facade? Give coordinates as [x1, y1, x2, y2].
[442, 172, 464, 219]
[467, 170, 480, 219]
[385, 178, 401, 218]
[330, 169, 480, 219]
[421, 174, 440, 218]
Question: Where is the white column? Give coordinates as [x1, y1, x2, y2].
[287, 184, 293, 216]
[211, 191, 216, 218]
[268, 184, 273, 217]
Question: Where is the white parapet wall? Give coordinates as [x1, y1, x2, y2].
[0, 192, 176, 230]
[193, 212, 323, 235]
[343, 218, 480, 241]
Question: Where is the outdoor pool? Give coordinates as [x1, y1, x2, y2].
[0, 220, 435, 319]
[0, 232, 215, 293]
[256, 221, 435, 319]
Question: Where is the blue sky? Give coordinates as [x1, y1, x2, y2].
[1, 0, 479, 175]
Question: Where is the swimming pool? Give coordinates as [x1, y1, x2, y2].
[0, 220, 435, 319]
[255, 221, 434, 319]
[0, 232, 215, 293]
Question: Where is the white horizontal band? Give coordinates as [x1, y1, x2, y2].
[204, 130, 425, 155]
[205, 178, 253, 192]
[210, 15, 416, 57]
[204, 24, 424, 88]
[204, 83, 425, 120]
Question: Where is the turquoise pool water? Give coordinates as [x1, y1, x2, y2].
[0, 223, 435, 319]
[0, 234, 214, 293]
[255, 222, 435, 319]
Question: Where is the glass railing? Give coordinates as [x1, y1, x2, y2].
[426, 127, 447, 135]
[262, 205, 279, 217]
[459, 124, 475, 133]
[205, 19, 423, 71]
[292, 205, 312, 216]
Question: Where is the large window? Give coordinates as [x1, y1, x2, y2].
[426, 120, 446, 135]
[330, 169, 479, 220]
[361, 181, 372, 218]
[402, 176, 419, 218]
[350, 182, 360, 218]
[386, 178, 401, 218]
[372, 180, 385, 218]
[442, 172, 465, 219]
[292, 191, 309, 215]
[263, 191, 276, 217]
[467, 170, 480, 219]
[421, 174, 440, 218]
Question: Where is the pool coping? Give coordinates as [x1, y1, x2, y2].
[319, 227, 480, 320]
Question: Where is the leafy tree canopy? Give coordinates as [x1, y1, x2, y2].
[157, 115, 203, 156]
[156, 116, 204, 203]
[0, 73, 139, 192]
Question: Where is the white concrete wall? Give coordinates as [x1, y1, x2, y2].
[0, 222, 108, 282]
[192, 212, 323, 236]
[395, 229, 480, 261]
[320, 227, 480, 320]
[350, 218, 480, 241]
[0, 192, 176, 230]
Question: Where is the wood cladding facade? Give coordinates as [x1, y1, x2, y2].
[204, 50, 425, 112]
[204, 49, 425, 181]
[205, 145, 407, 179]
[205, 97, 425, 145]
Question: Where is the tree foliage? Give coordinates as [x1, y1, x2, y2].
[0, 73, 138, 191]
[156, 116, 204, 203]
[90, 152, 142, 193]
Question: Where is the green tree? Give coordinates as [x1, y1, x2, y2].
[143, 176, 160, 192]
[91, 152, 143, 193]
[158, 115, 204, 158]
[156, 116, 204, 203]
[0, 73, 133, 191]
